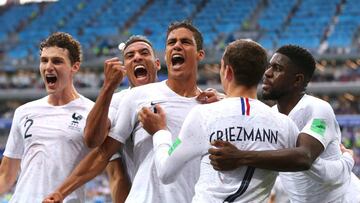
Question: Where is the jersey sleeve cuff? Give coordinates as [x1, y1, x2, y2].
[153, 130, 172, 149]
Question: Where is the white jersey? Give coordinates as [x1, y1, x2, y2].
[109, 80, 201, 203]
[270, 177, 290, 203]
[152, 97, 299, 203]
[3, 95, 93, 203]
[275, 94, 356, 202]
[108, 88, 136, 182]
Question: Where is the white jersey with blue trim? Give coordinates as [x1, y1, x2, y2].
[274, 94, 357, 203]
[152, 97, 299, 203]
[3, 95, 93, 203]
[109, 80, 201, 203]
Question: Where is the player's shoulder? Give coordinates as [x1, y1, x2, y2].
[133, 81, 163, 91]
[113, 88, 131, 98]
[13, 96, 48, 117]
[75, 94, 94, 107]
[17, 96, 48, 110]
[121, 81, 169, 104]
[300, 94, 333, 112]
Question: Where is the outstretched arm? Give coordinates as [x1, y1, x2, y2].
[209, 133, 324, 172]
[43, 137, 123, 202]
[84, 57, 126, 148]
[0, 157, 20, 194]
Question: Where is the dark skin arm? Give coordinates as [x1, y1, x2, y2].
[84, 57, 126, 148]
[209, 133, 324, 171]
[43, 137, 124, 203]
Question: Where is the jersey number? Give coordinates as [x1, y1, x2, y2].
[24, 119, 33, 139]
[223, 166, 255, 203]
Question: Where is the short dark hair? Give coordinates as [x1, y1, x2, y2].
[122, 35, 155, 54]
[40, 32, 82, 65]
[166, 20, 203, 51]
[223, 39, 268, 87]
[276, 45, 316, 84]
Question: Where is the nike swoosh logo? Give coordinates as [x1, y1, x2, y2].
[150, 101, 167, 106]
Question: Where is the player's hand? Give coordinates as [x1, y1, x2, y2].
[208, 140, 242, 171]
[138, 105, 167, 135]
[196, 88, 225, 104]
[42, 191, 64, 203]
[103, 57, 126, 90]
[340, 144, 354, 158]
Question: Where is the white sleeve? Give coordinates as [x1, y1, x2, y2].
[108, 90, 127, 129]
[108, 90, 137, 144]
[306, 152, 354, 184]
[3, 108, 24, 159]
[152, 107, 207, 184]
[301, 104, 335, 149]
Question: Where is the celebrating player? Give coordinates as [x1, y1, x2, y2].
[43, 20, 206, 203]
[0, 32, 94, 202]
[138, 39, 300, 202]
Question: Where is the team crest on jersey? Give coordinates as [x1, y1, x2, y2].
[68, 112, 83, 132]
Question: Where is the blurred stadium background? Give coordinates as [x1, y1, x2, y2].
[0, 0, 360, 202]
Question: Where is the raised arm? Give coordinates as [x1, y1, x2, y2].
[209, 133, 324, 172]
[0, 157, 20, 194]
[84, 58, 126, 148]
[43, 137, 123, 202]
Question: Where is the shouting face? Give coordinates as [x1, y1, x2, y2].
[123, 41, 160, 87]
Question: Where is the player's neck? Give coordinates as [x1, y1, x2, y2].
[166, 79, 200, 97]
[226, 85, 257, 99]
[47, 86, 80, 106]
[277, 92, 305, 115]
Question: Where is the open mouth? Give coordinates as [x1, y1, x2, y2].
[46, 74, 57, 85]
[171, 54, 185, 66]
[134, 65, 148, 78]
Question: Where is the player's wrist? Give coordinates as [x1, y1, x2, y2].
[53, 190, 65, 201]
[102, 82, 118, 93]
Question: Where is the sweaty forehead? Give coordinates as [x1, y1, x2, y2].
[124, 41, 153, 54]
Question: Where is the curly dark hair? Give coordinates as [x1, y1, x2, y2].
[223, 39, 268, 87]
[40, 32, 82, 65]
[166, 20, 203, 51]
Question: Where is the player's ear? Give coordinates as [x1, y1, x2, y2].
[197, 49, 205, 61]
[294, 73, 304, 88]
[155, 58, 161, 71]
[71, 62, 80, 73]
[225, 65, 233, 82]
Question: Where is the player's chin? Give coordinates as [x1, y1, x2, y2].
[45, 86, 57, 94]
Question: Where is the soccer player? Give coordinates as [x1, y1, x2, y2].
[209, 45, 360, 202]
[0, 32, 94, 202]
[43, 20, 205, 203]
[138, 39, 300, 202]
[84, 35, 161, 202]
